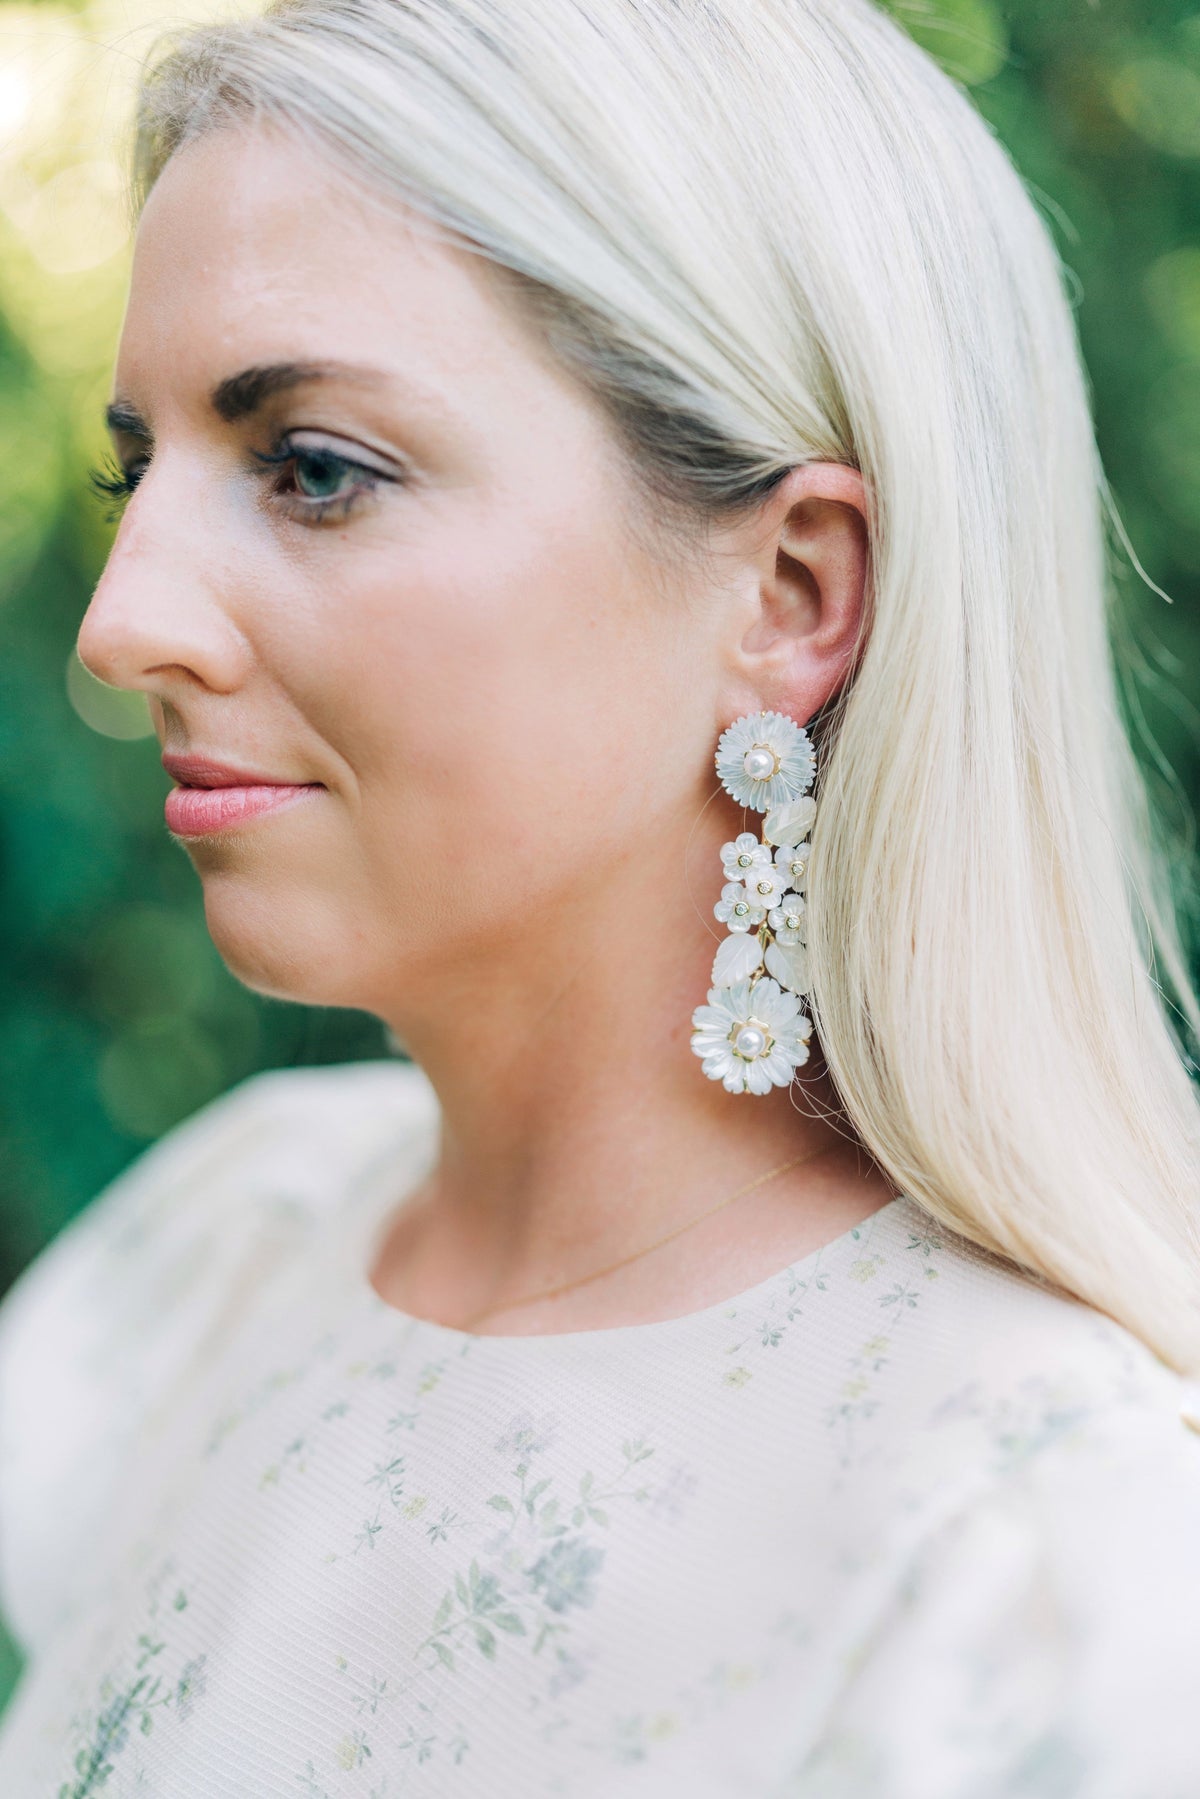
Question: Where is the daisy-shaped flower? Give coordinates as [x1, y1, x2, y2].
[774, 840, 811, 892]
[767, 891, 806, 946]
[713, 882, 766, 933]
[720, 831, 772, 883]
[715, 711, 816, 813]
[690, 975, 813, 1094]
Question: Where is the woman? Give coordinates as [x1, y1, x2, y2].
[0, 0, 1198, 1790]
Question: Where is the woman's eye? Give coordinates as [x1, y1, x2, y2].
[250, 437, 390, 525]
[85, 437, 395, 529]
[294, 449, 353, 501]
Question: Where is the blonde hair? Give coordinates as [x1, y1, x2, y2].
[127, 0, 1200, 1370]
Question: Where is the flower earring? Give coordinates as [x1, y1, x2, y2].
[690, 709, 817, 1095]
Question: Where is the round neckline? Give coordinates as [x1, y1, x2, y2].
[347, 1067, 913, 1352]
[361, 1195, 911, 1352]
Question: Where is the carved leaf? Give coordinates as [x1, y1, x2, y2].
[765, 939, 811, 995]
[763, 796, 817, 846]
[712, 932, 763, 988]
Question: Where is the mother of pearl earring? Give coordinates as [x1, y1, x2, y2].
[689, 709, 818, 1096]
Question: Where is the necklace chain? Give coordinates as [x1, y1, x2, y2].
[458, 1143, 833, 1332]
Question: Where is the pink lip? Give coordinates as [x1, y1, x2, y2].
[164, 783, 321, 837]
[161, 751, 323, 839]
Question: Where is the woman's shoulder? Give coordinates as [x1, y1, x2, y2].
[0, 1057, 437, 1658]
[806, 1376, 1200, 1796]
[799, 1202, 1200, 1793]
[853, 1194, 1199, 1491]
[0, 1057, 432, 1350]
[1, 1056, 435, 1314]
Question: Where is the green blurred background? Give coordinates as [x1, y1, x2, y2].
[0, 0, 1198, 1716]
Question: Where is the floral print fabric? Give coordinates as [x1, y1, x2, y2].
[0, 1059, 1197, 1797]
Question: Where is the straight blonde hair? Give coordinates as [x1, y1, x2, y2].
[127, 0, 1200, 1371]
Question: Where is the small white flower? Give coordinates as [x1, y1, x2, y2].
[714, 882, 766, 932]
[743, 862, 789, 910]
[774, 840, 811, 891]
[768, 891, 807, 946]
[720, 832, 772, 883]
[690, 975, 813, 1094]
[715, 711, 816, 813]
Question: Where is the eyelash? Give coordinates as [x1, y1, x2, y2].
[86, 437, 390, 528]
[87, 456, 140, 524]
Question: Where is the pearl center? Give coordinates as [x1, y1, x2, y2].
[734, 1024, 769, 1059]
[742, 745, 777, 782]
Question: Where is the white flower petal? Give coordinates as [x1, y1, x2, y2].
[744, 976, 799, 1028]
[762, 1047, 796, 1084]
[722, 976, 755, 1017]
[758, 710, 798, 753]
[744, 1058, 775, 1095]
[773, 1013, 812, 1056]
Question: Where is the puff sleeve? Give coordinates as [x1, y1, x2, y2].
[0, 1059, 431, 1663]
[790, 1390, 1200, 1799]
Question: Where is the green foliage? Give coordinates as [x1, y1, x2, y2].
[0, 0, 1199, 1717]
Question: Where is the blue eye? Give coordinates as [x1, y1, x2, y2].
[250, 437, 387, 524]
[293, 448, 354, 501]
[86, 436, 396, 529]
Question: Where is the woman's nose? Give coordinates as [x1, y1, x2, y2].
[77, 464, 252, 698]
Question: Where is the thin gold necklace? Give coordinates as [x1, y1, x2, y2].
[457, 1142, 835, 1332]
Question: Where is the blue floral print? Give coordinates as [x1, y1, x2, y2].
[0, 1062, 1194, 1798]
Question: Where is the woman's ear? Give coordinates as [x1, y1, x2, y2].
[717, 461, 870, 726]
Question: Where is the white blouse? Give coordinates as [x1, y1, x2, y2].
[0, 1057, 1197, 1798]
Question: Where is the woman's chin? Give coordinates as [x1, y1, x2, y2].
[200, 884, 365, 1009]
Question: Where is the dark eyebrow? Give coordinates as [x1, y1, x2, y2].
[103, 399, 151, 441]
[103, 359, 390, 440]
[209, 359, 386, 423]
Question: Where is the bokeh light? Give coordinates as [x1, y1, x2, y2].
[1110, 56, 1200, 161]
[1144, 247, 1200, 361]
[881, 0, 1008, 87]
[65, 647, 156, 740]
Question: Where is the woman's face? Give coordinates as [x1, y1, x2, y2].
[80, 123, 728, 1018]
